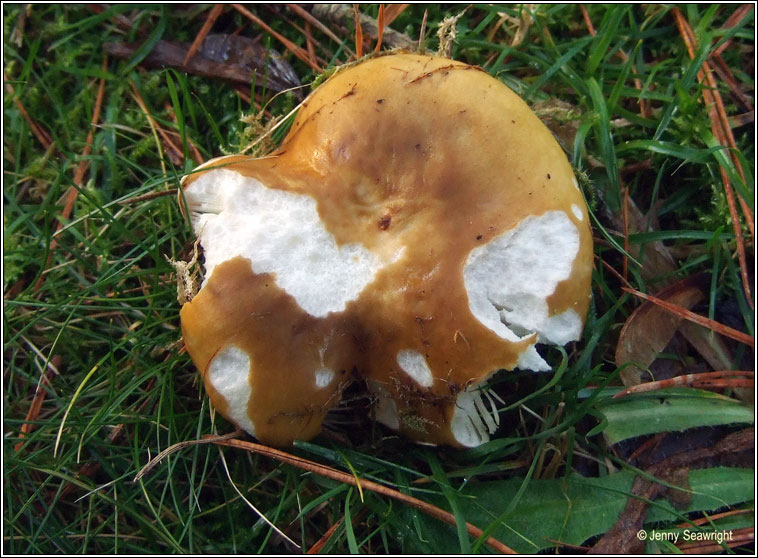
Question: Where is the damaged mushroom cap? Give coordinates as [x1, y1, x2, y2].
[179, 256, 358, 447]
[179, 52, 593, 447]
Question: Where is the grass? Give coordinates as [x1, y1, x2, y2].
[3, 4, 754, 554]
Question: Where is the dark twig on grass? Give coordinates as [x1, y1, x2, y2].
[231, 3, 321, 72]
[14, 355, 62, 453]
[383, 4, 409, 27]
[135, 433, 517, 553]
[304, 21, 316, 66]
[579, 5, 596, 35]
[613, 370, 754, 398]
[307, 508, 369, 554]
[129, 84, 206, 168]
[33, 58, 108, 293]
[164, 102, 205, 165]
[597, 255, 633, 289]
[213, 437, 517, 554]
[133, 430, 244, 481]
[4, 74, 55, 151]
[268, 7, 330, 69]
[673, 7, 754, 308]
[675, 509, 755, 553]
[417, 9, 428, 52]
[709, 53, 754, 113]
[183, 4, 225, 65]
[712, 3, 754, 58]
[286, 3, 356, 59]
[678, 526, 754, 553]
[582, 7, 651, 118]
[312, 4, 415, 50]
[374, 4, 385, 53]
[623, 287, 754, 347]
[130, 84, 186, 166]
[353, 4, 364, 59]
[215, 437, 517, 553]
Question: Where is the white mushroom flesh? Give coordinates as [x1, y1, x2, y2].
[463, 210, 581, 371]
[396, 349, 434, 388]
[207, 346, 256, 435]
[314, 368, 336, 388]
[186, 168, 384, 317]
[450, 384, 501, 448]
[367, 380, 401, 431]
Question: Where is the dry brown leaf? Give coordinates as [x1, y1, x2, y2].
[609, 191, 744, 383]
[616, 273, 707, 386]
[104, 34, 302, 96]
[678, 321, 735, 372]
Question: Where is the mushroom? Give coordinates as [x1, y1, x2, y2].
[179, 52, 593, 447]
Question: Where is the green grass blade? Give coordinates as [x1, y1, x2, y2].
[585, 6, 629, 76]
[344, 488, 360, 554]
[594, 388, 754, 444]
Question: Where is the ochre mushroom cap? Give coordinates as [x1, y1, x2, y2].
[179, 53, 593, 447]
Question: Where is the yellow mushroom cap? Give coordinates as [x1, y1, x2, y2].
[179, 53, 593, 447]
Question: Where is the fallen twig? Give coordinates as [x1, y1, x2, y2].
[135, 433, 517, 553]
[613, 370, 754, 398]
[14, 355, 62, 453]
[286, 3, 356, 59]
[232, 4, 321, 72]
[623, 287, 754, 347]
[183, 4, 225, 65]
[673, 7, 753, 308]
[312, 4, 415, 50]
[33, 58, 108, 293]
